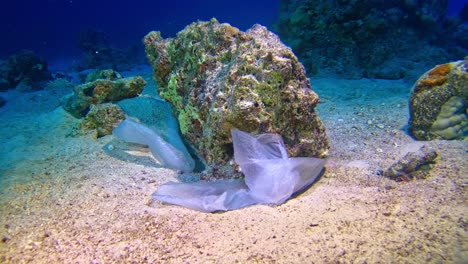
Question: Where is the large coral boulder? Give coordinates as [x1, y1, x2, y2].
[408, 59, 468, 140]
[144, 19, 329, 175]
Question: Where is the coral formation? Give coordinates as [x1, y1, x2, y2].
[430, 96, 467, 139]
[81, 103, 125, 137]
[273, 0, 467, 79]
[0, 50, 52, 90]
[61, 70, 146, 137]
[409, 59, 468, 140]
[62, 74, 146, 118]
[144, 19, 329, 178]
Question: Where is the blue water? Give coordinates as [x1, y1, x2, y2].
[0, 0, 279, 66]
[1, 0, 464, 68]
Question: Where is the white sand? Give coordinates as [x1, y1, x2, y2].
[0, 77, 466, 263]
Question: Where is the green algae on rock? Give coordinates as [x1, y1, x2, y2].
[62, 74, 146, 118]
[62, 70, 146, 138]
[81, 103, 125, 137]
[409, 60, 468, 140]
[144, 19, 329, 177]
[84, 69, 123, 83]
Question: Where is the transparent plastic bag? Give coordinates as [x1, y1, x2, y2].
[152, 129, 325, 212]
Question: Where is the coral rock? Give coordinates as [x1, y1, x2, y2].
[272, 0, 466, 79]
[84, 69, 123, 83]
[144, 19, 329, 177]
[81, 103, 125, 137]
[409, 60, 468, 140]
[0, 50, 52, 90]
[62, 76, 146, 118]
[383, 145, 438, 181]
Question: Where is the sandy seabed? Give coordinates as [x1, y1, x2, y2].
[0, 76, 466, 263]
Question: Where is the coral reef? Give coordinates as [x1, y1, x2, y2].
[62, 73, 146, 118]
[409, 59, 468, 140]
[144, 19, 329, 178]
[0, 50, 52, 90]
[273, 0, 467, 79]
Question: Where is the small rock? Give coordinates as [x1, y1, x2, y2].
[80, 103, 125, 137]
[62, 76, 146, 118]
[383, 145, 438, 181]
[376, 124, 385, 129]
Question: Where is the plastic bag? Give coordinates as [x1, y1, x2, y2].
[152, 129, 325, 212]
[113, 118, 195, 172]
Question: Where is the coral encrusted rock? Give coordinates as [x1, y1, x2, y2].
[81, 103, 125, 137]
[84, 69, 123, 83]
[409, 60, 468, 140]
[144, 19, 329, 176]
[273, 0, 467, 79]
[62, 75, 146, 118]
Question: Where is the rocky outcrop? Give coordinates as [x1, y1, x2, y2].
[408, 59, 468, 140]
[0, 50, 52, 90]
[273, 0, 467, 79]
[62, 74, 146, 118]
[62, 70, 146, 138]
[144, 19, 329, 177]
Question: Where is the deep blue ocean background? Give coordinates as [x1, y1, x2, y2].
[1, 0, 465, 70]
[0, 0, 280, 69]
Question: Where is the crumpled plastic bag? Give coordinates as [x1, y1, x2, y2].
[113, 118, 195, 172]
[152, 129, 326, 212]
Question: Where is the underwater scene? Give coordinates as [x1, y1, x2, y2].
[0, 0, 467, 263]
